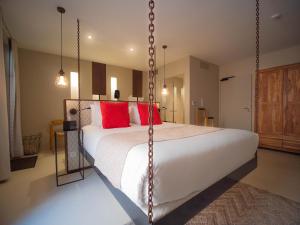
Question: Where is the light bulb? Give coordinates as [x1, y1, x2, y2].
[55, 74, 68, 87]
[162, 87, 168, 95]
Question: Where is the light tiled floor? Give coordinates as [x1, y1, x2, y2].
[0, 148, 299, 225]
[241, 148, 300, 203]
[0, 150, 131, 225]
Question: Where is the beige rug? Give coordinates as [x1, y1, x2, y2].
[185, 182, 300, 225]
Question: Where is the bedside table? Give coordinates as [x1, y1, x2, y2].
[54, 130, 85, 186]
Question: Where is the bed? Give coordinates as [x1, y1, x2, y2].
[64, 99, 258, 225]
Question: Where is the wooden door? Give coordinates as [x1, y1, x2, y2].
[283, 64, 300, 152]
[256, 69, 284, 150]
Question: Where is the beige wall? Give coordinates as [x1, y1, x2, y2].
[155, 57, 190, 123]
[189, 56, 219, 125]
[162, 77, 184, 123]
[19, 48, 143, 150]
[19, 47, 221, 150]
[219, 44, 300, 130]
[105, 65, 133, 101]
[19, 49, 92, 150]
[149, 56, 219, 125]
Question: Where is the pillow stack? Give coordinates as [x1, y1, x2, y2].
[90, 101, 162, 129]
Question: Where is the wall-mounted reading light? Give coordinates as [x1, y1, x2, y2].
[220, 76, 235, 82]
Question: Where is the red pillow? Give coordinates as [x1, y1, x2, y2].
[100, 102, 130, 129]
[137, 103, 162, 125]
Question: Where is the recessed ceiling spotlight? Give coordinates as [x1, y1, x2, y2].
[270, 13, 282, 20]
[129, 47, 134, 52]
[87, 35, 93, 40]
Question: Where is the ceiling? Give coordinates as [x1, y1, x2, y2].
[1, 0, 300, 70]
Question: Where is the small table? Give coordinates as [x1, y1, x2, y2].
[54, 130, 85, 186]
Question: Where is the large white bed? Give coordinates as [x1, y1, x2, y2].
[82, 122, 258, 221]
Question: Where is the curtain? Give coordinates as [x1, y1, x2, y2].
[0, 14, 11, 181]
[9, 39, 24, 158]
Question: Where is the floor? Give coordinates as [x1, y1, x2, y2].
[0, 150, 132, 225]
[241, 148, 300, 202]
[0, 148, 299, 225]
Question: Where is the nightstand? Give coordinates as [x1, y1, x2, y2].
[54, 129, 85, 186]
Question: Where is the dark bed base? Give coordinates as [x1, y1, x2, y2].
[85, 150, 257, 225]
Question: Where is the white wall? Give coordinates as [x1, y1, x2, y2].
[219, 44, 300, 130]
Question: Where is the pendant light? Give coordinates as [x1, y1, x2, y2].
[55, 6, 68, 88]
[162, 45, 167, 95]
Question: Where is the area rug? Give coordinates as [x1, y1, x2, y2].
[185, 182, 300, 225]
[10, 155, 38, 171]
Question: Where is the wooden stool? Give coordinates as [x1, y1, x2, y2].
[205, 116, 214, 127]
[49, 119, 64, 151]
[195, 108, 207, 126]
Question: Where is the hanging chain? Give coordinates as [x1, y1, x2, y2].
[255, 0, 260, 132]
[148, 0, 155, 224]
[77, 19, 81, 147]
[256, 0, 260, 75]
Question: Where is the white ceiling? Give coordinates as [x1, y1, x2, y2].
[1, 0, 300, 70]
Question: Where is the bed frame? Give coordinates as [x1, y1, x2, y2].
[64, 99, 258, 225]
[86, 150, 257, 225]
[63, 99, 159, 173]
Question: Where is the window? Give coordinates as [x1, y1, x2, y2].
[70, 72, 78, 99]
[111, 77, 117, 100]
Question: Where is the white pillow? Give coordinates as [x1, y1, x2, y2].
[90, 104, 96, 126]
[129, 102, 141, 125]
[90, 102, 102, 127]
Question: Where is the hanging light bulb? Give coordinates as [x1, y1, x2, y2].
[55, 69, 68, 87]
[55, 7, 68, 88]
[162, 45, 168, 95]
[162, 84, 167, 95]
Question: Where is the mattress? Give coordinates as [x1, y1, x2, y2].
[82, 123, 258, 221]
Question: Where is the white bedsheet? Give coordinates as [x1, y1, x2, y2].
[82, 123, 258, 220]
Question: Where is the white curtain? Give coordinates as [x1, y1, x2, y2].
[0, 14, 11, 181]
[9, 39, 24, 158]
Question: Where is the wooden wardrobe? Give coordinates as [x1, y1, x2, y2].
[256, 63, 300, 153]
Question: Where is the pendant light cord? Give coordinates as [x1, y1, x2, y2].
[60, 11, 63, 72]
[163, 47, 166, 85]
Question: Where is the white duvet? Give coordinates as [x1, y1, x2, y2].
[82, 123, 258, 218]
